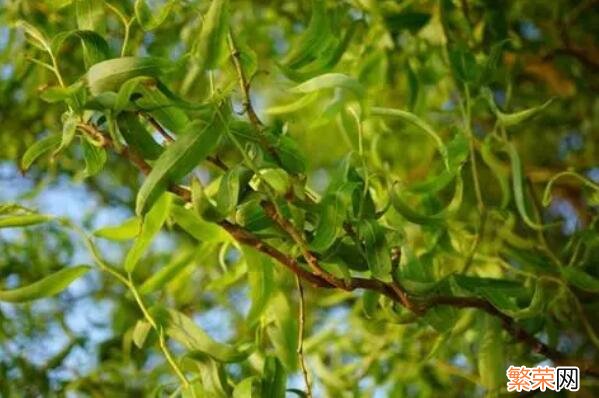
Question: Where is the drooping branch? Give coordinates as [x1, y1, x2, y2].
[77, 121, 599, 378]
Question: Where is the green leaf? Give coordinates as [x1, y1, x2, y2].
[282, 0, 333, 70]
[87, 57, 171, 96]
[391, 172, 464, 225]
[93, 217, 141, 241]
[508, 281, 547, 319]
[0, 214, 53, 229]
[163, 309, 246, 362]
[136, 110, 223, 215]
[215, 165, 249, 215]
[262, 356, 287, 398]
[134, 80, 191, 133]
[52, 30, 111, 69]
[357, 220, 392, 279]
[478, 315, 504, 393]
[17, 21, 52, 53]
[117, 113, 164, 160]
[114, 76, 154, 112]
[0, 266, 90, 303]
[187, 353, 231, 397]
[385, 11, 431, 34]
[267, 292, 298, 371]
[371, 107, 449, 168]
[81, 139, 107, 177]
[499, 100, 554, 128]
[139, 249, 196, 294]
[257, 168, 291, 196]
[270, 134, 307, 175]
[448, 45, 479, 83]
[195, 0, 230, 70]
[542, 171, 599, 207]
[290, 73, 365, 98]
[235, 199, 272, 231]
[125, 193, 172, 273]
[75, 0, 105, 34]
[171, 204, 228, 242]
[450, 275, 523, 312]
[135, 0, 176, 31]
[266, 93, 319, 115]
[507, 143, 553, 230]
[482, 87, 554, 127]
[362, 290, 379, 318]
[233, 377, 259, 398]
[53, 111, 78, 156]
[132, 319, 152, 348]
[310, 182, 358, 253]
[279, 19, 358, 82]
[407, 130, 468, 194]
[40, 81, 85, 104]
[21, 135, 61, 171]
[243, 246, 274, 326]
[480, 135, 510, 208]
[561, 267, 599, 293]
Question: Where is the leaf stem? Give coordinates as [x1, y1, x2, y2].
[296, 276, 313, 398]
[462, 84, 484, 214]
[129, 276, 191, 389]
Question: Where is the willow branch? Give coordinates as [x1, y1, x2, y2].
[227, 32, 282, 164]
[296, 276, 313, 398]
[261, 201, 349, 290]
[77, 122, 599, 378]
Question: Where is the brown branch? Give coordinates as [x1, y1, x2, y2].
[227, 33, 263, 129]
[140, 112, 175, 143]
[261, 201, 349, 290]
[76, 122, 599, 378]
[218, 220, 332, 288]
[227, 32, 282, 165]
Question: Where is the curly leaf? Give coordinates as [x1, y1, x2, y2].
[0, 266, 90, 303]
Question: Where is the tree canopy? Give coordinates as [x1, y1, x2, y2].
[1, 0, 598, 396]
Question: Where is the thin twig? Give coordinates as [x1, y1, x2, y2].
[296, 276, 313, 398]
[227, 33, 262, 128]
[140, 112, 175, 142]
[226, 32, 282, 164]
[262, 201, 349, 290]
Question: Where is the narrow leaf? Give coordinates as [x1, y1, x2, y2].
[561, 267, 599, 293]
[75, 0, 105, 33]
[135, 0, 176, 31]
[243, 246, 274, 326]
[93, 217, 141, 241]
[163, 309, 246, 362]
[171, 204, 228, 242]
[117, 113, 164, 160]
[87, 57, 171, 96]
[290, 73, 364, 98]
[139, 249, 196, 294]
[132, 319, 152, 348]
[0, 214, 53, 229]
[21, 135, 61, 171]
[125, 193, 172, 273]
[0, 266, 90, 303]
[195, 0, 229, 70]
[136, 111, 223, 215]
[82, 139, 107, 177]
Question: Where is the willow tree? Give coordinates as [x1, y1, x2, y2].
[1, 0, 598, 396]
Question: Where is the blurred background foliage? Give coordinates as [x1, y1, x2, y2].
[0, 0, 598, 397]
